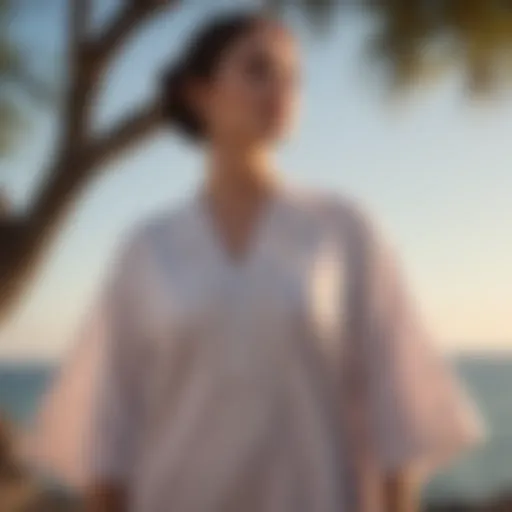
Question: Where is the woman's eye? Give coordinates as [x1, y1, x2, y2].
[244, 54, 273, 81]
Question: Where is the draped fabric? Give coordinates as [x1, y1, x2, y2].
[26, 187, 484, 512]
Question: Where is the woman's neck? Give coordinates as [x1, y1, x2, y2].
[206, 146, 278, 206]
[201, 145, 280, 261]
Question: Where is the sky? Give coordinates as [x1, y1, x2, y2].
[1, 1, 511, 360]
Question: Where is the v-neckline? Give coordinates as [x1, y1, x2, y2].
[195, 186, 282, 271]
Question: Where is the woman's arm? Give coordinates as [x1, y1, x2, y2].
[83, 234, 151, 510]
[342, 203, 484, 512]
[85, 484, 127, 512]
[384, 472, 421, 512]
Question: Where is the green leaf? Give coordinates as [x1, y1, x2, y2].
[0, 98, 25, 155]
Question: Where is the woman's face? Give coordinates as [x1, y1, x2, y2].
[197, 24, 300, 146]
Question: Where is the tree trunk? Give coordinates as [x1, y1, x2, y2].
[0, 0, 172, 325]
[0, 156, 87, 323]
[0, 102, 162, 323]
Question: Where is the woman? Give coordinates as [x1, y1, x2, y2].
[30, 12, 484, 512]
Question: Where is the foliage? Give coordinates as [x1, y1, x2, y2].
[369, 0, 512, 92]
[281, 0, 512, 92]
[0, 0, 22, 153]
[0, 0, 53, 155]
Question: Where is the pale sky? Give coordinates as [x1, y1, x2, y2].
[1, 2, 511, 360]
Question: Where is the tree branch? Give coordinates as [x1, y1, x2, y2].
[90, 0, 176, 71]
[27, 99, 162, 242]
[0, 211, 32, 325]
[66, 0, 93, 148]
[62, 0, 176, 151]
[86, 99, 164, 170]
[0, 188, 10, 217]
[71, 0, 90, 50]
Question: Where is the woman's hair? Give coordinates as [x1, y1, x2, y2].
[161, 12, 282, 140]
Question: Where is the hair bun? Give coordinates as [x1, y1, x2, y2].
[161, 61, 203, 139]
[160, 12, 283, 141]
[161, 63, 187, 123]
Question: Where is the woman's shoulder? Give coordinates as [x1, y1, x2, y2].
[285, 184, 376, 237]
[113, 197, 196, 271]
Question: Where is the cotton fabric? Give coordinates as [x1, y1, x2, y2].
[27, 188, 484, 512]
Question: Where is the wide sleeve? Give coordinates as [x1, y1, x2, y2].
[25, 230, 151, 489]
[346, 211, 486, 478]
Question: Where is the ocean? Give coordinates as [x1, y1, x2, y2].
[0, 356, 511, 504]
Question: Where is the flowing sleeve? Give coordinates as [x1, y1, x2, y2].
[25, 229, 151, 489]
[345, 208, 486, 478]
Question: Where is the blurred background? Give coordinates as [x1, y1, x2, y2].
[0, 1, 511, 510]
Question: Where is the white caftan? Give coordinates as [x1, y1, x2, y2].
[27, 188, 484, 512]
